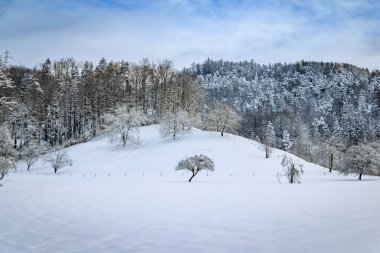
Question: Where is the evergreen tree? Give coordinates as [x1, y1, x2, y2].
[282, 130, 292, 151]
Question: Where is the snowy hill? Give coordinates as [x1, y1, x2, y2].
[1, 125, 380, 253]
[13, 125, 339, 181]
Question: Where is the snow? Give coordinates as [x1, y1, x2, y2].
[1, 125, 380, 253]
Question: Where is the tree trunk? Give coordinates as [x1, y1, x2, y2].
[221, 125, 225, 137]
[122, 133, 126, 147]
[27, 164, 31, 171]
[358, 173, 362, 180]
[290, 165, 294, 183]
[188, 171, 198, 182]
[329, 153, 333, 173]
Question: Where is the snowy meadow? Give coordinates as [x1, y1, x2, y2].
[1, 1, 380, 252]
[1, 125, 379, 253]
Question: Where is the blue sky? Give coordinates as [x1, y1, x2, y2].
[0, 0, 379, 69]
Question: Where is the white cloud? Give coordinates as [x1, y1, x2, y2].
[0, 0, 379, 70]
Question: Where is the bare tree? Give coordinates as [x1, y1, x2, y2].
[0, 157, 15, 181]
[204, 101, 240, 137]
[262, 121, 276, 158]
[177, 72, 205, 114]
[0, 125, 17, 182]
[160, 109, 192, 140]
[45, 149, 72, 173]
[104, 105, 147, 147]
[265, 143, 272, 159]
[281, 155, 304, 184]
[322, 136, 345, 173]
[337, 143, 380, 180]
[22, 140, 42, 171]
[176, 154, 214, 182]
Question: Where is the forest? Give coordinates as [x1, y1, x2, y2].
[1, 56, 380, 177]
[191, 59, 380, 167]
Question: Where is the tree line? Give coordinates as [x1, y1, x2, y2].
[191, 59, 380, 174]
[1, 55, 380, 181]
[1, 57, 203, 149]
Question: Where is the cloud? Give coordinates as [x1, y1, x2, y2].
[0, 0, 379, 70]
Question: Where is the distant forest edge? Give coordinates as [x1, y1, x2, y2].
[191, 59, 380, 157]
[1, 56, 379, 170]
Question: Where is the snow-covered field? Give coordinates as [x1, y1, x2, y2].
[1, 125, 380, 253]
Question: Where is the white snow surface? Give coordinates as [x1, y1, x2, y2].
[1, 125, 380, 253]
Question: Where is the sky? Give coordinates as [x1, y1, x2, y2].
[0, 0, 379, 70]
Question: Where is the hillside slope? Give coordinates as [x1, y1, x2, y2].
[1, 125, 379, 253]
[15, 125, 342, 181]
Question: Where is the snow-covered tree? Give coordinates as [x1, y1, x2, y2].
[176, 154, 214, 182]
[0, 157, 15, 181]
[293, 121, 312, 159]
[7, 102, 39, 150]
[282, 130, 292, 151]
[204, 101, 240, 137]
[104, 105, 147, 147]
[337, 143, 380, 180]
[19, 72, 43, 104]
[0, 125, 17, 181]
[0, 57, 15, 110]
[160, 109, 192, 140]
[22, 140, 42, 171]
[44, 149, 72, 174]
[322, 136, 345, 173]
[281, 155, 304, 184]
[263, 121, 276, 158]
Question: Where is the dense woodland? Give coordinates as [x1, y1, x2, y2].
[190, 59, 380, 167]
[0, 57, 203, 148]
[1, 55, 380, 178]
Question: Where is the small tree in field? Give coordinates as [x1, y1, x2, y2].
[263, 135, 273, 159]
[22, 140, 42, 171]
[281, 155, 304, 184]
[176, 155, 214, 182]
[104, 105, 147, 147]
[45, 150, 72, 173]
[0, 157, 15, 181]
[0, 125, 17, 182]
[160, 109, 192, 140]
[263, 121, 276, 158]
[337, 143, 380, 180]
[322, 136, 345, 173]
[204, 101, 240, 137]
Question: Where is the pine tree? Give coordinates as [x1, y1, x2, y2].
[0, 57, 15, 110]
[282, 130, 292, 151]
